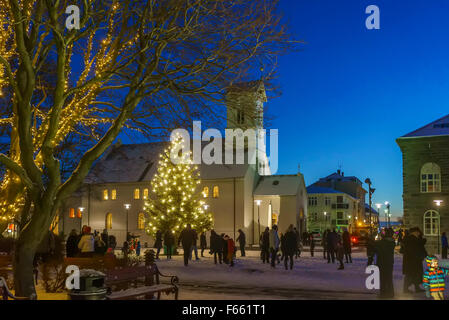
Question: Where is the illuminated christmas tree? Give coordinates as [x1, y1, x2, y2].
[144, 135, 213, 237]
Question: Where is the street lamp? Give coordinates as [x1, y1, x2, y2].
[124, 204, 131, 241]
[255, 200, 261, 243]
[433, 200, 443, 254]
[78, 207, 84, 232]
[385, 201, 391, 228]
[365, 178, 375, 236]
[324, 211, 327, 231]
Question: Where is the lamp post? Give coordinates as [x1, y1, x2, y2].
[124, 204, 131, 241]
[434, 200, 443, 255]
[375, 203, 382, 229]
[255, 200, 261, 242]
[365, 178, 375, 237]
[324, 211, 327, 231]
[385, 201, 391, 228]
[78, 207, 84, 233]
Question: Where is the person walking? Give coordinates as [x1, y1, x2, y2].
[178, 224, 195, 266]
[366, 234, 376, 266]
[66, 229, 79, 258]
[322, 230, 328, 260]
[164, 230, 175, 259]
[269, 225, 280, 268]
[294, 228, 301, 259]
[236, 229, 246, 257]
[375, 228, 395, 299]
[190, 229, 200, 261]
[154, 230, 163, 260]
[441, 232, 448, 259]
[279, 232, 285, 262]
[261, 227, 270, 264]
[309, 234, 315, 257]
[226, 235, 236, 267]
[336, 239, 345, 270]
[342, 229, 352, 263]
[326, 229, 338, 264]
[284, 225, 297, 270]
[402, 227, 426, 294]
[101, 229, 109, 249]
[200, 232, 207, 257]
[78, 226, 95, 258]
[210, 230, 223, 264]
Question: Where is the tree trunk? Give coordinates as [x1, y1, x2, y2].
[13, 237, 38, 299]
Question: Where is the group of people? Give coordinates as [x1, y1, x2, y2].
[321, 229, 352, 270]
[66, 226, 117, 258]
[259, 224, 303, 270]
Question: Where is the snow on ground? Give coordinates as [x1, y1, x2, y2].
[153, 249, 440, 300]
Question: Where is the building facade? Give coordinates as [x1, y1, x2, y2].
[397, 114, 449, 254]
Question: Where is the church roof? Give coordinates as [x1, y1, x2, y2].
[400, 114, 449, 138]
[306, 186, 343, 194]
[85, 141, 253, 184]
[254, 175, 305, 196]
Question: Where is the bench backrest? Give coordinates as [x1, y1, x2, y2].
[105, 265, 158, 286]
[63, 257, 106, 271]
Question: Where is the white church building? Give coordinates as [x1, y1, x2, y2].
[58, 82, 308, 246]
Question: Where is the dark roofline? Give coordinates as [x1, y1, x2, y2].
[400, 114, 449, 138]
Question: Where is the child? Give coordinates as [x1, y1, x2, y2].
[423, 256, 449, 300]
[226, 236, 235, 267]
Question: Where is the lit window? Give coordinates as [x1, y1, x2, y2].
[138, 213, 145, 230]
[111, 189, 117, 200]
[424, 210, 439, 236]
[103, 189, 109, 200]
[77, 208, 82, 218]
[134, 188, 140, 199]
[203, 187, 209, 198]
[143, 188, 149, 199]
[69, 208, 75, 218]
[421, 163, 441, 193]
[213, 186, 219, 198]
[106, 213, 112, 230]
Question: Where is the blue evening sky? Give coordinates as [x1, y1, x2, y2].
[271, 0, 449, 216]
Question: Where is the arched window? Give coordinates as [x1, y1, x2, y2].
[106, 213, 112, 230]
[69, 208, 75, 218]
[111, 189, 117, 200]
[213, 186, 219, 198]
[424, 210, 440, 236]
[143, 188, 149, 199]
[421, 163, 441, 193]
[103, 189, 109, 200]
[203, 187, 209, 198]
[138, 213, 145, 230]
[134, 188, 140, 199]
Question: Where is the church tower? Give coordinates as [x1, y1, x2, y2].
[225, 80, 270, 175]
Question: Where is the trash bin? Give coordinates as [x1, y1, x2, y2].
[68, 269, 107, 300]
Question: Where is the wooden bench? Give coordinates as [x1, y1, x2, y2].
[63, 257, 107, 271]
[105, 264, 178, 300]
[0, 254, 38, 285]
[0, 277, 29, 300]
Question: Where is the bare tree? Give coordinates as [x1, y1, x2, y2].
[0, 0, 295, 297]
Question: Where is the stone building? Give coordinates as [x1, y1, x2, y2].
[397, 114, 449, 254]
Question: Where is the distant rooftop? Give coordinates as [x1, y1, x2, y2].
[400, 114, 449, 138]
[306, 186, 344, 194]
[317, 170, 362, 185]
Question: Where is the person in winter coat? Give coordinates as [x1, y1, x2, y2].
[154, 230, 163, 259]
[226, 235, 236, 267]
[78, 227, 95, 257]
[66, 229, 79, 258]
[200, 232, 207, 257]
[189, 229, 200, 261]
[101, 229, 109, 249]
[342, 230, 352, 263]
[136, 240, 141, 256]
[108, 235, 117, 250]
[210, 230, 223, 264]
[279, 232, 285, 261]
[336, 239, 345, 270]
[294, 228, 301, 258]
[283, 225, 298, 270]
[261, 227, 270, 264]
[236, 229, 246, 257]
[326, 229, 338, 263]
[366, 234, 376, 266]
[178, 224, 195, 266]
[94, 234, 106, 255]
[164, 230, 175, 259]
[309, 234, 315, 257]
[322, 230, 328, 260]
[122, 241, 129, 260]
[423, 256, 449, 300]
[402, 227, 427, 294]
[375, 228, 396, 298]
[222, 233, 229, 264]
[269, 225, 280, 268]
[441, 232, 448, 259]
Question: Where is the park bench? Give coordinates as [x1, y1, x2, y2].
[0, 254, 38, 285]
[0, 276, 28, 300]
[105, 264, 179, 300]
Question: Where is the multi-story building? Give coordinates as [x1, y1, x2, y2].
[306, 186, 358, 233]
[397, 114, 449, 254]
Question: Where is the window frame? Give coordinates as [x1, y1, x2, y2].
[420, 162, 441, 193]
[138, 213, 145, 230]
[105, 213, 113, 230]
[134, 188, 140, 200]
[213, 186, 219, 198]
[111, 189, 117, 200]
[423, 210, 440, 236]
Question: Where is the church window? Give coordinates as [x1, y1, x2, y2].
[134, 188, 140, 199]
[421, 163, 441, 193]
[423, 210, 439, 236]
[203, 187, 209, 198]
[138, 213, 145, 230]
[111, 189, 117, 200]
[103, 189, 108, 200]
[106, 213, 112, 230]
[213, 186, 219, 198]
[143, 188, 149, 199]
[69, 208, 75, 218]
[325, 197, 331, 206]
